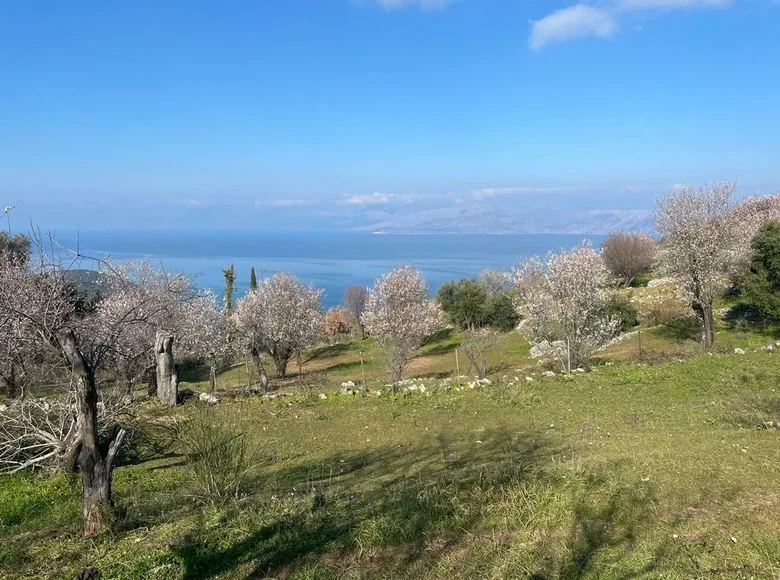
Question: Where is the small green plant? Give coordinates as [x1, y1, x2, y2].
[603, 294, 640, 333]
[178, 411, 251, 505]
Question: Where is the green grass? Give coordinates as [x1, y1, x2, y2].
[3, 325, 780, 578]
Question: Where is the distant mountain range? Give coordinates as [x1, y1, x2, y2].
[358, 206, 654, 235]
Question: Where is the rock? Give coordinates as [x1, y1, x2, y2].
[0, 404, 7, 412]
[647, 278, 676, 288]
[572, 368, 586, 373]
[530, 340, 566, 359]
[178, 388, 196, 403]
[734, 348, 746, 355]
[319, 393, 327, 400]
[762, 421, 776, 429]
[198, 392, 220, 404]
[75, 568, 100, 580]
[542, 370, 556, 377]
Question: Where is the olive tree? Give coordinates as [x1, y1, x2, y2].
[513, 242, 618, 373]
[342, 285, 368, 338]
[0, 252, 195, 535]
[232, 272, 322, 379]
[361, 266, 441, 385]
[654, 182, 737, 348]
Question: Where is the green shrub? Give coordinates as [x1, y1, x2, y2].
[740, 220, 780, 319]
[177, 411, 251, 505]
[603, 294, 639, 333]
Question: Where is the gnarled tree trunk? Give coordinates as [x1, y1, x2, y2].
[250, 347, 270, 391]
[55, 328, 126, 537]
[271, 346, 290, 379]
[1, 365, 17, 399]
[155, 331, 178, 406]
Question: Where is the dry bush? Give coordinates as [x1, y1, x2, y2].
[600, 232, 655, 286]
[177, 411, 251, 505]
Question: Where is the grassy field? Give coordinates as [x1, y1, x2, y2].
[2, 314, 780, 579]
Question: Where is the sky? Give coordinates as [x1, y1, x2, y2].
[1, 0, 778, 231]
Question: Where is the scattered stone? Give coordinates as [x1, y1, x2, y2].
[572, 367, 586, 373]
[319, 393, 327, 400]
[542, 370, 556, 378]
[734, 348, 746, 355]
[530, 340, 566, 358]
[198, 392, 220, 404]
[525, 376, 534, 383]
[647, 278, 676, 288]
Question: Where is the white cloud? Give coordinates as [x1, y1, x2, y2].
[361, 0, 457, 9]
[339, 192, 416, 205]
[614, 0, 732, 9]
[471, 186, 567, 200]
[530, 5, 617, 50]
[340, 192, 392, 205]
[530, 0, 736, 49]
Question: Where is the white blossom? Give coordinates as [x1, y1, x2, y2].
[232, 272, 323, 378]
[361, 265, 442, 384]
[513, 242, 618, 373]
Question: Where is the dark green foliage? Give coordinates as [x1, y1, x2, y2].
[249, 267, 257, 291]
[437, 278, 487, 330]
[438, 278, 518, 331]
[629, 271, 652, 288]
[740, 221, 780, 319]
[223, 264, 236, 315]
[0, 232, 30, 267]
[484, 292, 519, 331]
[603, 294, 639, 333]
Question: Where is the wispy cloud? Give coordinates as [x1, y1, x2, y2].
[530, 5, 617, 50]
[471, 186, 567, 200]
[530, 0, 735, 49]
[359, 0, 458, 10]
[338, 192, 415, 205]
[255, 198, 315, 207]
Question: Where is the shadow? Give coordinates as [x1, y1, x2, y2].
[318, 360, 362, 374]
[305, 342, 356, 363]
[555, 482, 656, 579]
[657, 316, 701, 343]
[171, 428, 559, 579]
[421, 328, 455, 347]
[723, 303, 780, 337]
[412, 370, 450, 380]
[419, 342, 458, 357]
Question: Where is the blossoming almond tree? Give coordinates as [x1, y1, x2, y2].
[513, 243, 618, 373]
[361, 265, 442, 386]
[654, 182, 737, 348]
[178, 290, 230, 392]
[232, 272, 323, 379]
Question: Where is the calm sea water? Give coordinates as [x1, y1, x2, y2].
[59, 231, 603, 306]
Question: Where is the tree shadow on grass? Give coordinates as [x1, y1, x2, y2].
[723, 303, 780, 338]
[171, 428, 558, 579]
[305, 342, 357, 363]
[546, 481, 657, 579]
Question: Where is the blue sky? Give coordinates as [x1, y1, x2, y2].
[1, 0, 778, 231]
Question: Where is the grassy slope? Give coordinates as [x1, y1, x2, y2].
[2, 320, 780, 578]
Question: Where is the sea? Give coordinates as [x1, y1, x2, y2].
[56, 230, 604, 307]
